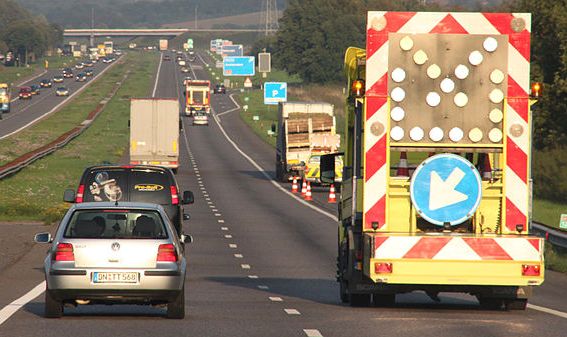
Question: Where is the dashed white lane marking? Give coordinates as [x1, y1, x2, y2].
[234, 254, 243, 258]
[221, 227, 228, 231]
[209, 205, 215, 208]
[224, 235, 233, 239]
[528, 304, 567, 319]
[229, 244, 237, 248]
[206, 198, 211, 201]
[207, 201, 213, 204]
[258, 285, 269, 290]
[304, 329, 323, 337]
[215, 214, 222, 217]
[248, 275, 259, 279]
[218, 219, 225, 223]
[284, 309, 301, 315]
[269, 297, 283, 302]
[0, 281, 45, 325]
[241, 264, 251, 269]
[212, 209, 218, 212]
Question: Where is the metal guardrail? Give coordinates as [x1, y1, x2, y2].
[0, 71, 129, 180]
[532, 222, 567, 249]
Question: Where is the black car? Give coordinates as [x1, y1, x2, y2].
[39, 79, 52, 88]
[64, 165, 194, 235]
[214, 84, 226, 94]
[63, 68, 73, 78]
[30, 84, 41, 95]
[85, 68, 94, 76]
[75, 73, 87, 82]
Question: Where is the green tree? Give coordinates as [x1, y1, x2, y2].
[2, 20, 48, 64]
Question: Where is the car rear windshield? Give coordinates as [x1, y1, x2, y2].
[82, 168, 173, 204]
[64, 210, 168, 239]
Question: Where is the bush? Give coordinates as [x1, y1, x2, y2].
[533, 147, 567, 202]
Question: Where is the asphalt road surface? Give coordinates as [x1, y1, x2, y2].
[0, 58, 118, 139]
[0, 50, 566, 337]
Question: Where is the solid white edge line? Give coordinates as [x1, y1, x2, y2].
[0, 281, 45, 325]
[152, 52, 164, 97]
[528, 304, 567, 319]
[0, 59, 119, 141]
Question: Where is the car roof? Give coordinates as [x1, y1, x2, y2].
[70, 202, 164, 211]
[20, 86, 31, 90]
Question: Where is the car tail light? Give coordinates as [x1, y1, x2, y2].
[170, 186, 179, 205]
[157, 244, 177, 262]
[75, 184, 85, 203]
[375, 262, 393, 274]
[522, 264, 541, 276]
[54, 243, 74, 261]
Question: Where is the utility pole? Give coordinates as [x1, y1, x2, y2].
[195, 5, 198, 29]
[262, 0, 279, 36]
[90, 7, 95, 48]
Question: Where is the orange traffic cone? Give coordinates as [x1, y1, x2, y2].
[328, 184, 337, 203]
[291, 177, 299, 193]
[396, 152, 410, 177]
[301, 180, 307, 196]
[304, 182, 313, 201]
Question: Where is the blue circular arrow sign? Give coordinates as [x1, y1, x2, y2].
[410, 154, 482, 226]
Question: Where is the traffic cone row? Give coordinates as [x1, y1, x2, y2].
[301, 179, 307, 196]
[328, 184, 337, 203]
[304, 182, 313, 201]
[291, 177, 299, 193]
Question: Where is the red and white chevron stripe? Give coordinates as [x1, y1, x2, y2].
[373, 236, 542, 261]
[364, 12, 531, 232]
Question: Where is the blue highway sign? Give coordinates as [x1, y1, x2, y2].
[409, 153, 482, 226]
[223, 56, 255, 76]
[264, 82, 287, 105]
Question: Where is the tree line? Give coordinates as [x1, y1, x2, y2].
[0, 0, 62, 65]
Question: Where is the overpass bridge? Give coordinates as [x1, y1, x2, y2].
[64, 28, 268, 38]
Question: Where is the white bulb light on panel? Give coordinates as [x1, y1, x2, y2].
[391, 68, 406, 83]
[410, 127, 424, 141]
[429, 127, 444, 142]
[390, 106, 405, 122]
[390, 126, 404, 141]
[391, 87, 406, 102]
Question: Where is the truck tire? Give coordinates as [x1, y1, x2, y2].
[349, 293, 371, 307]
[505, 299, 527, 310]
[44, 290, 63, 318]
[478, 297, 504, 310]
[167, 285, 185, 319]
[373, 294, 395, 307]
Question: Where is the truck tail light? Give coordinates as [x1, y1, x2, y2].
[170, 186, 179, 205]
[75, 184, 85, 203]
[157, 244, 177, 262]
[375, 262, 393, 274]
[54, 243, 74, 261]
[522, 264, 540, 276]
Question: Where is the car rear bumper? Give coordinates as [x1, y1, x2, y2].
[48, 289, 182, 304]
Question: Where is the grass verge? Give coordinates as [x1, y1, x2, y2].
[545, 243, 567, 273]
[0, 50, 159, 223]
[533, 198, 567, 231]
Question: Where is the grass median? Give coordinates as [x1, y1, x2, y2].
[0, 50, 159, 223]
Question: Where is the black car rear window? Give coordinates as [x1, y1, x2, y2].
[130, 169, 172, 204]
[64, 210, 168, 239]
[84, 170, 129, 202]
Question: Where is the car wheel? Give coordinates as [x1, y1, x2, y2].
[167, 285, 185, 319]
[44, 290, 63, 318]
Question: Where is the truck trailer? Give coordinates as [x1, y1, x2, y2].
[321, 11, 544, 310]
[275, 102, 340, 182]
[129, 98, 180, 173]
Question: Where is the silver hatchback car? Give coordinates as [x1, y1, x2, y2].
[34, 202, 190, 319]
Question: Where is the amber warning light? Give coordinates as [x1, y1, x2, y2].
[531, 82, 542, 98]
[351, 79, 365, 98]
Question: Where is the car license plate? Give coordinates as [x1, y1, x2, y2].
[93, 272, 139, 284]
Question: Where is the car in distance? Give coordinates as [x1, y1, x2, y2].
[30, 84, 41, 95]
[18, 86, 32, 99]
[63, 68, 74, 78]
[55, 87, 69, 97]
[85, 68, 94, 76]
[163, 55, 171, 61]
[75, 73, 87, 82]
[84, 60, 94, 67]
[180, 67, 189, 73]
[40, 79, 53, 88]
[34, 202, 191, 319]
[192, 111, 209, 126]
[75, 62, 84, 69]
[64, 165, 194, 235]
[53, 75, 64, 83]
[213, 84, 226, 94]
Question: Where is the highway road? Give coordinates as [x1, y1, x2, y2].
[0, 50, 566, 337]
[0, 58, 118, 139]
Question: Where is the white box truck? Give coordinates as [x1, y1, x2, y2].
[130, 98, 180, 173]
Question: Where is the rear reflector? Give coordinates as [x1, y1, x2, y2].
[157, 244, 177, 262]
[170, 186, 179, 205]
[75, 185, 85, 203]
[522, 264, 541, 276]
[54, 243, 74, 261]
[375, 262, 393, 274]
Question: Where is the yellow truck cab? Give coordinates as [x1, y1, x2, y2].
[0, 83, 10, 119]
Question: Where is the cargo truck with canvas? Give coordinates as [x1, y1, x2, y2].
[130, 98, 180, 173]
[320, 11, 544, 310]
[275, 102, 340, 182]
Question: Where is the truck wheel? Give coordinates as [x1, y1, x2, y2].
[373, 294, 395, 307]
[505, 299, 527, 310]
[339, 279, 349, 303]
[349, 293, 371, 307]
[478, 297, 504, 310]
[167, 285, 185, 319]
[44, 290, 63, 318]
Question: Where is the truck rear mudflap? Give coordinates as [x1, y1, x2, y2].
[363, 233, 544, 287]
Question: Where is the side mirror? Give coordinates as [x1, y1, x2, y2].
[180, 234, 193, 244]
[34, 232, 52, 243]
[183, 213, 191, 221]
[63, 189, 76, 203]
[320, 154, 337, 184]
[182, 191, 194, 205]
